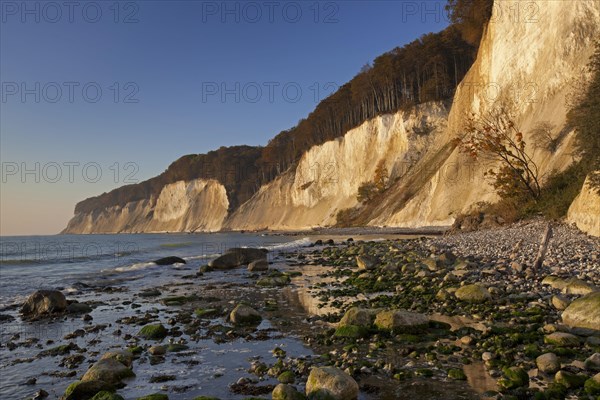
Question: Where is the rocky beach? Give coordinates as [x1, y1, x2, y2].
[0, 219, 598, 400]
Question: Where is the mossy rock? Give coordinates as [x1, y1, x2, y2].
[454, 284, 491, 303]
[447, 368, 467, 380]
[135, 394, 169, 400]
[138, 324, 168, 340]
[561, 292, 600, 332]
[64, 380, 115, 400]
[554, 370, 587, 389]
[230, 304, 262, 325]
[90, 391, 125, 400]
[541, 382, 567, 399]
[374, 310, 428, 333]
[81, 359, 135, 385]
[498, 367, 529, 391]
[191, 397, 221, 400]
[333, 325, 369, 339]
[256, 275, 290, 287]
[543, 332, 580, 347]
[584, 373, 600, 395]
[272, 383, 305, 400]
[277, 370, 295, 384]
[101, 350, 134, 368]
[194, 308, 219, 318]
[338, 307, 375, 328]
[39, 342, 79, 356]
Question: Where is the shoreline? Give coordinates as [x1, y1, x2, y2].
[1, 219, 599, 400]
[53, 225, 451, 237]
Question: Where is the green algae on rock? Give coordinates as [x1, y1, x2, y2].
[90, 391, 125, 400]
[454, 284, 491, 303]
[137, 324, 168, 340]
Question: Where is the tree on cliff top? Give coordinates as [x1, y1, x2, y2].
[446, 0, 494, 46]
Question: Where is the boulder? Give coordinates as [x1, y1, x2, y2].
[248, 259, 269, 272]
[374, 310, 428, 333]
[209, 248, 268, 269]
[273, 383, 305, 400]
[21, 290, 67, 318]
[338, 308, 376, 328]
[230, 304, 262, 325]
[356, 255, 378, 271]
[542, 275, 568, 290]
[137, 324, 168, 340]
[563, 278, 598, 295]
[555, 370, 587, 389]
[153, 256, 186, 265]
[584, 353, 600, 372]
[455, 284, 491, 303]
[561, 292, 600, 332]
[544, 332, 580, 347]
[585, 373, 600, 395]
[305, 367, 358, 400]
[536, 353, 560, 374]
[81, 358, 135, 385]
[63, 380, 115, 400]
[100, 350, 134, 368]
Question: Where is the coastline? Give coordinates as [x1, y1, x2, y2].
[1, 219, 599, 400]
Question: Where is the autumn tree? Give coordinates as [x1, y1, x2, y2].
[357, 182, 377, 203]
[374, 161, 389, 192]
[455, 107, 541, 201]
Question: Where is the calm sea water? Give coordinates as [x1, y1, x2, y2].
[0, 233, 309, 308]
[0, 233, 317, 400]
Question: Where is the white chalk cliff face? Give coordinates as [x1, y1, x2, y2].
[568, 174, 600, 237]
[64, 1, 600, 235]
[63, 179, 228, 233]
[365, 0, 600, 228]
[224, 103, 448, 230]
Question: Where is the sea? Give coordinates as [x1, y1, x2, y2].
[0, 233, 317, 400]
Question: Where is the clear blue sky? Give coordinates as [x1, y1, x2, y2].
[0, 0, 450, 235]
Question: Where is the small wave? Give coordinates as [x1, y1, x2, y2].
[265, 237, 311, 252]
[185, 254, 220, 261]
[111, 262, 156, 273]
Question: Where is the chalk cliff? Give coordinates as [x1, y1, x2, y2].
[568, 173, 600, 237]
[64, 1, 600, 236]
[63, 179, 228, 233]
